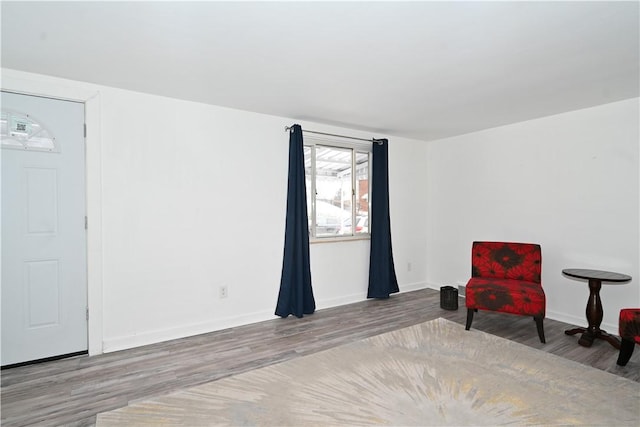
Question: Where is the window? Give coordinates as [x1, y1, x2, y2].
[1, 110, 58, 152]
[304, 138, 371, 240]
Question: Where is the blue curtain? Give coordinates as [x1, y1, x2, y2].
[368, 139, 399, 298]
[275, 124, 316, 318]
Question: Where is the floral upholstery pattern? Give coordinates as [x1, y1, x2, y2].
[471, 242, 541, 283]
[465, 278, 545, 317]
[619, 309, 640, 345]
[466, 242, 544, 316]
[617, 308, 640, 366]
[465, 241, 546, 343]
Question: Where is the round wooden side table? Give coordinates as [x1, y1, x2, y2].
[563, 268, 631, 349]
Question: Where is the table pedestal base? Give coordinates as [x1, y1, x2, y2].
[562, 269, 631, 350]
[564, 327, 621, 349]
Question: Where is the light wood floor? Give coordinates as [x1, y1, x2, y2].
[2, 288, 638, 427]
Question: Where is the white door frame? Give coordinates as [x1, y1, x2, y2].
[2, 69, 103, 355]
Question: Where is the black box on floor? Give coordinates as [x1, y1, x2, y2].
[440, 285, 458, 310]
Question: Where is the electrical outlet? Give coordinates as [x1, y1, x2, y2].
[407, 262, 412, 272]
[458, 284, 466, 297]
[219, 285, 228, 299]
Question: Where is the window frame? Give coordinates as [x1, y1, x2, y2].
[304, 136, 372, 242]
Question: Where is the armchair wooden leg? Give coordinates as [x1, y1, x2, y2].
[534, 316, 546, 344]
[465, 308, 475, 330]
[617, 338, 636, 366]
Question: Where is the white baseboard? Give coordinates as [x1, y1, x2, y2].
[316, 282, 429, 310]
[400, 281, 430, 293]
[425, 283, 618, 331]
[425, 281, 465, 293]
[316, 293, 367, 310]
[546, 310, 616, 333]
[102, 309, 276, 353]
[103, 282, 430, 353]
[105, 283, 603, 354]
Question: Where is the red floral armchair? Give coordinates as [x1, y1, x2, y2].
[465, 241, 546, 343]
[617, 308, 640, 366]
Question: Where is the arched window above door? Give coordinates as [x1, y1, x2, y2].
[1, 110, 59, 152]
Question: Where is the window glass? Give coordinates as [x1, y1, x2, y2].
[315, 145, 352, 237]
[354, 151, 369, 235]
[0, 110, 58, 152]
[304, 139, 371, 240]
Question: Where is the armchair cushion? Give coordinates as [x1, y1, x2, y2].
[465, 277, 545, 317]
[619, 308, 640, 344]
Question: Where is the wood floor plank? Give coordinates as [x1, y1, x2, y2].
[1, 288, 638, 427]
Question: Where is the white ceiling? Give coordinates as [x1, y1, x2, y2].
[1, 1, 638, 141]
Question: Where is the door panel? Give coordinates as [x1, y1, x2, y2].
[25, 259, 60, 327]
[1, 91, 87, 366]
[26, 167, 58, 234]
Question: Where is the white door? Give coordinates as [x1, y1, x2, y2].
[1, 91, 87, 366]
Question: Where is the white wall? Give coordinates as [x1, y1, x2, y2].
[1, 69, 429, 353]
[5, 67, 635, 350]
[425, 98, 640, 330]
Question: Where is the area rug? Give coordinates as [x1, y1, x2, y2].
[96, 318, 640, 426]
